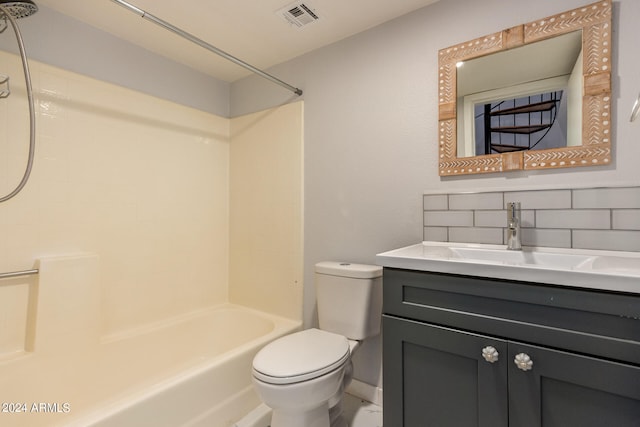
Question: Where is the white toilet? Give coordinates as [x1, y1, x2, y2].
[251, 262, 383, 427]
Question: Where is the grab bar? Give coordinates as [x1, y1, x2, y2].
[0, 269, 38, 280]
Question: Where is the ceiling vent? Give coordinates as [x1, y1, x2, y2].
[276, 1, 320, 29]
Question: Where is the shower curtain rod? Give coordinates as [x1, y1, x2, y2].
[111, 0, 303, 96]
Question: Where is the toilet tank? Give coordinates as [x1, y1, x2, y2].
[315, 262, 383, 340]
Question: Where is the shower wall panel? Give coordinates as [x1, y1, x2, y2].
[0, 51, 231, 336]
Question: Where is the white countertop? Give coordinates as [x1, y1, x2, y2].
[376, 242, 640, 295]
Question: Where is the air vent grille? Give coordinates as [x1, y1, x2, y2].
[276, 1, 320, 29]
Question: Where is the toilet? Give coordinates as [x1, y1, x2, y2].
[251, 262, 383, 427]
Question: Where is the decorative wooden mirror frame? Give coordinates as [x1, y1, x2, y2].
[438, 1, 612, 176]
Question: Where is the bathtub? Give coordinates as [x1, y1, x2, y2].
[0, 303, 300, 427]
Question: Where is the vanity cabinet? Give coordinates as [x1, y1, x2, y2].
[382, 268, 640, 427]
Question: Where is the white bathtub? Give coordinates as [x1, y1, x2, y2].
[0, 303, 300, 427]
[74, 305, 300, 427]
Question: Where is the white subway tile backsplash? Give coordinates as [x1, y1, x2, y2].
[424, 211, 473, 227]
[521, 210, 535, 228]
[536, 210, 610, 229]
[505, 190, 571, 209]
[573, 230, 640, 252]
[449, 227, 503, 244]
[424, 186, 640, 253]
[475, 210, 534, 228]
[612, 210, 640, 230]
[474, 210, 504, 228]
[423, 227, 448, 242]
[449, 192, 502, 210]
[520, 229, 572, 248]
[423, 194, 448, 211]
[573, 187, 640, 209]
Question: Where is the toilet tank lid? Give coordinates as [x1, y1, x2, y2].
[315, 262, 382, 279]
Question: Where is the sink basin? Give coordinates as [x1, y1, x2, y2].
[416, 242, 595, 269]
[376, 241, 640, 294]
[449, 247, 594, 269]
[580, 255, 640, 275]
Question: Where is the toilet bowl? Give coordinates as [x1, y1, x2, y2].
[251, 262, 382, 427]
[252, 328, 353, 427]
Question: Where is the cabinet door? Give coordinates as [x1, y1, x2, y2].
[508, 342, 640, 427]
[383, 315, 508, 427]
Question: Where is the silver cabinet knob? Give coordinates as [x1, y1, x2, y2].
[482, 346, 499, 363]
[514, 353, 533, 371]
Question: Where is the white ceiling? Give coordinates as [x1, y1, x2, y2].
[36, 0, 441, 82]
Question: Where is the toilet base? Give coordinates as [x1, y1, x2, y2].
[267, 400, 349, 427]
[330, 415, 348, 427]
[271, 403, 330, 427]
[329, 398, 348, 427]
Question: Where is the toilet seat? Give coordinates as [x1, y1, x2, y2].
[253, 329, 350, 385]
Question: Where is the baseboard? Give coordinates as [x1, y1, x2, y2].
[346, 379, 383, 407]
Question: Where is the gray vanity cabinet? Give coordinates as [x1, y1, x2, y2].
[382, 268, 640, 427]
[507, 341, 640, 427]
[384, 316, 509, 426]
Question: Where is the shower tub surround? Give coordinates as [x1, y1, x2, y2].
[0, 254, 300, 427]
[423, 186, 640, 252]
[0, 49, 303, 426]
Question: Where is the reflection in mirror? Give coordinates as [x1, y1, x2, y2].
[457, 31, 583, 157]
[438, 1, 612, 176]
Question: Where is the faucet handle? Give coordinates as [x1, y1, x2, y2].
[507, 202, 521, 220]
[506, 201, 523, 250]
[506, 201, 521, 210]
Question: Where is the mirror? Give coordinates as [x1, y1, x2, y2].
[457, 31, 583, 157]
[438, 1, 611, 176]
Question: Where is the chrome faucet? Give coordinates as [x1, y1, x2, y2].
[506, 202, 522, 250]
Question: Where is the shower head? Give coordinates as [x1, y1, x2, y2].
[0, 0, 37, 19]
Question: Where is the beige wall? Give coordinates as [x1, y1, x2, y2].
[229, 102, 304, 321]
[1, 52, 304, 361]
[0, 51, 230, 337]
